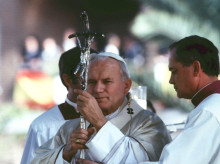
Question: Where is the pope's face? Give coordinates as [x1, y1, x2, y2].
[87, 58, 131, 115]
[168, 50, 196, 99]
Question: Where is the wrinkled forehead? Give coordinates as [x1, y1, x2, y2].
[89, 59, 122, 79]
[89, 53, 130, 80]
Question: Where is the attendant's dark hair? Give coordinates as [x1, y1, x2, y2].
[169, 35, 219, 76]
[59, 47, 97, 89]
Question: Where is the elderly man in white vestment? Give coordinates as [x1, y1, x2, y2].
[30, 52, 171, 164]
[20, 47, 97, 164]
[139, 35, 220, 164]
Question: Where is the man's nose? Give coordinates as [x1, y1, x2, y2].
[94, 82, 104, 92]
[169, 76, 174, 84]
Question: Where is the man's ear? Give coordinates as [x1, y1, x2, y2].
[62, 74, 72, 87]
[124, 78, 132, 94]
[192, 60, 201, 76]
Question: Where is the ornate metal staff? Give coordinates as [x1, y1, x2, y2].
[68, 11, 104, 159]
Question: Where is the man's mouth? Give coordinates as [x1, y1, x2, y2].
[95, 97, 105, 100]
[96, 97, 106, 101]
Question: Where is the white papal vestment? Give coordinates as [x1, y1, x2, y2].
[30, 98, 171, 164]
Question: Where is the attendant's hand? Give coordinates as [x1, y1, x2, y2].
[74, 89, 107, 131]
[63, 128, 91, 162]
[76, 158, 99, 164]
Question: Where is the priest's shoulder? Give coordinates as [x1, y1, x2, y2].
[199, 94, 220, 119]
[57, 118, 81, 135]
[30, 106, 61, 128]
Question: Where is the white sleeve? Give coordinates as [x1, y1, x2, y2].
[86, 121, 149, 164]
[20, 124, 40, 164]
[140, 110, 220, 164]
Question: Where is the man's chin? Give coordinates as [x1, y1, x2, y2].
[177, 93, 190, 99]
[99, 103, 111, 111]
[97, 101, 107, 107]
[176, 94, 181, 98]
[177, 92, 184, 98]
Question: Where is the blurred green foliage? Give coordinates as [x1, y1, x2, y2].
[132, 0, 220, 50]
[0, 103, 44, 133]
[0, 103, 28, 132]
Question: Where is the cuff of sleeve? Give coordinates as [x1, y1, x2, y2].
[86, 121, 124, 161]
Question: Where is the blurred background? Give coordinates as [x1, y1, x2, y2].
[0, 0, 220, 163]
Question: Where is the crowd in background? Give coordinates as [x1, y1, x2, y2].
[14, 28, 149, 110]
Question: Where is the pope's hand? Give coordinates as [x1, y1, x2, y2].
[74, 89, 107, 131]
[63, 128, 94, 162]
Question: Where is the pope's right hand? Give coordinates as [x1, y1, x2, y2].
[63, 128, 92, 162]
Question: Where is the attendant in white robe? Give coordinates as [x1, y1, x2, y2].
[20, 47, 96, 164]
[30, 52, 171, 164]
[140, 35, 220, 164]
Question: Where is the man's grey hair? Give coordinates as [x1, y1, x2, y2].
[89, 53, 130, 81]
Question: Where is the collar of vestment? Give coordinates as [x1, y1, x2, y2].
[110, 98, 144, 130]
[105, 107, 121, 120]
[88, 97, 144, 136]
[58, 97, 80, 120]
[191, 80, 220, 107]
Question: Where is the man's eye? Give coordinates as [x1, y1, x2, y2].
[171, 70, 177, 74]
[88, 81, 96, 84]
[104, 80, 112, 83]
